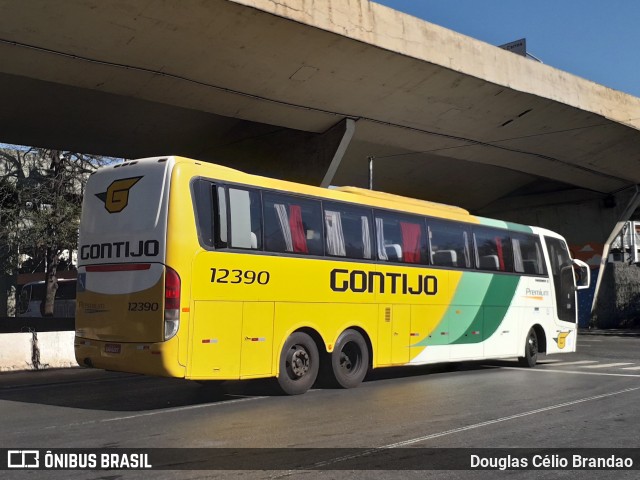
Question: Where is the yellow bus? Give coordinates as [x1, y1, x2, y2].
[74, 156, 590, 394]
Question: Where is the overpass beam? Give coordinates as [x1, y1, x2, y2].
[320, 118, 356, 188]
[201, 117, 357, 187]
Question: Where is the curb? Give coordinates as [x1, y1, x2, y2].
[578, 329, 640, 337]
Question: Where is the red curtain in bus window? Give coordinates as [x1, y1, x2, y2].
[495, 236, 505, 271]
[400, 222, 421, 263]
[289, 205, 309, 253]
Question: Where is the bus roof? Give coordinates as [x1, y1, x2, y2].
[114, 156, 540, 231]
[166, 156, 474, 223]
[333, 186, 469, 216]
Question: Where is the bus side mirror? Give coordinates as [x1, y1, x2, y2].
[572, 259, 590, 290]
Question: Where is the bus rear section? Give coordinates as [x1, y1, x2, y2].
[74, 157, 184, 377]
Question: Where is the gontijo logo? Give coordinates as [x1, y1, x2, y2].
[554, 331, 571, 349]
[95, 176, 142, 213]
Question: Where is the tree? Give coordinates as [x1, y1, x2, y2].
[0, 146, 112, 316]
[0, 172, 20, 316]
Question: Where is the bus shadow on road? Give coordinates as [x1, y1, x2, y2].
[362, 360, 504, 384]
[0, 359, 528, 412]
[0, 370, 282, 412]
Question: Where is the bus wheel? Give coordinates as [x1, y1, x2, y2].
[518, 328, 538, 368]
[277, 332, 319, 395]
[330, 329, 369, 389]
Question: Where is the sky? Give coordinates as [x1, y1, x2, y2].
[375, 0, 640, 98]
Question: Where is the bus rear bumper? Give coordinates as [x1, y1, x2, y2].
[74, 335, 185, 378]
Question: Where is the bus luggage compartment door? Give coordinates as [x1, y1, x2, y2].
[190, 301, 242, 379]
[240, 302, 274, 378]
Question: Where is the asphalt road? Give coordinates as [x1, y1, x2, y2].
[2, 332, 640, 480]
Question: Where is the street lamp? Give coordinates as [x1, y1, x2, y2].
[368, 156, 375, 190]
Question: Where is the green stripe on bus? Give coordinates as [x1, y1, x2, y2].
[413, 272, 491, 347]
[477, 217, 533, 233]
[451, 274, 520, 345]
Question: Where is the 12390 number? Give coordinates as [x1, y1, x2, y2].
[210, 268, 270, 285]
[128, 302, 159, 312]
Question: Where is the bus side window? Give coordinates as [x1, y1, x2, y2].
[512, 233, 546, 275]
[191, 180, 228, 249]
[263, 192, 323, 256]
[474, 228, 514, 272]
[374, 211, 427, 264]
[18, 286, 31, 314]
[429, 220, 471, 268]
[192, 179, 215, 248]
[323, 202, 373, 260]
[228, 187, 262, 250]
[215, 186, 228, 247]
[56, 281, 77, 300]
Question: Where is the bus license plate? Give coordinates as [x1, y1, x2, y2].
[105, 343, 121, 354]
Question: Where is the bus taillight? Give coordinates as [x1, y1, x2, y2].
[164, 267, 181, 340]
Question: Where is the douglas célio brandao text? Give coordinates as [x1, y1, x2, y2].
[470, 453, 634, 470]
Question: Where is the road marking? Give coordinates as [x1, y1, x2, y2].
[546, 360, 598, 366]
[41, 396, 266, 431]
[100, 396, 267, 423]
[583, 362, 634, 369]
[621, 366, 640, 371]
[385, 387, 640, 446]
[280, 385, 640, 474]
[498, 366, 640, 378]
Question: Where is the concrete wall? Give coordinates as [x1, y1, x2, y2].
[593, 263, 640, 329]
[0, 331, 76, 371]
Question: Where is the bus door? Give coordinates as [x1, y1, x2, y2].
[544, 236, 576, 323]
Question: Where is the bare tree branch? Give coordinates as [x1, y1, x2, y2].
[0, 145, 114, 316]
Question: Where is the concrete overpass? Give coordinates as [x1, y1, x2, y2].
[2, 0, 640, 269]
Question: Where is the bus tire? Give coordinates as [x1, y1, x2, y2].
[518, 328, 538, 368]
[330, 329, 369, 389]
[277, 332, 319, 395]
